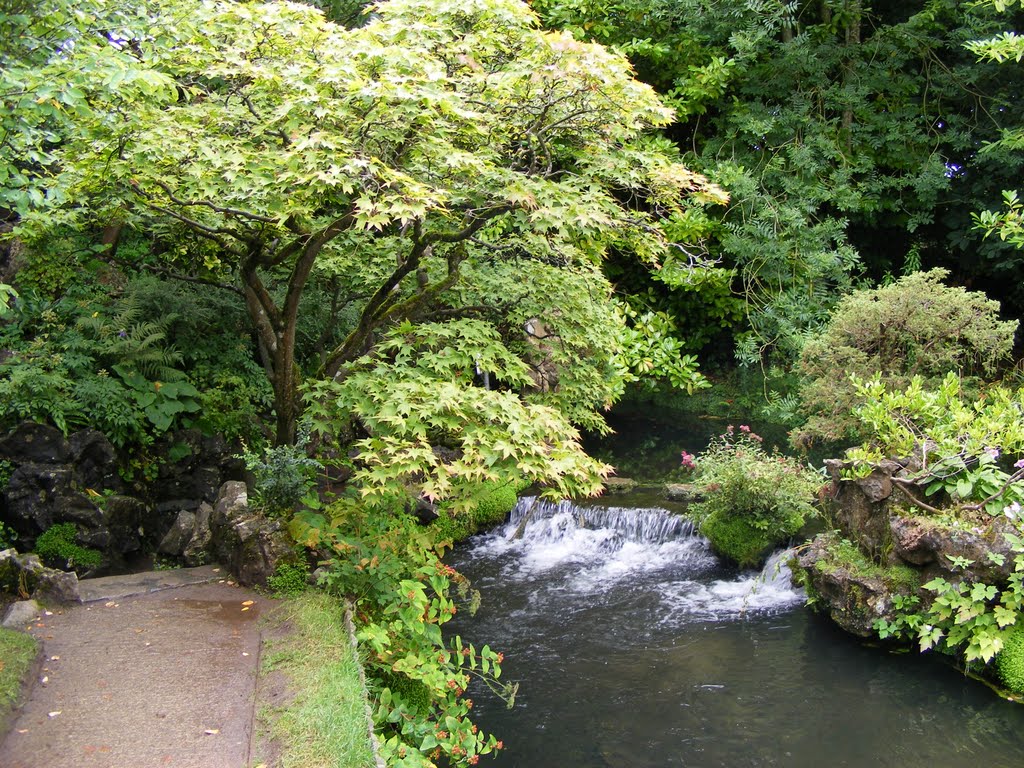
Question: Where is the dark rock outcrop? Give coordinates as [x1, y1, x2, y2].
[0, 421, 248, 575]
[797, 458, 1022, 637]
[209, 482, 293, 588]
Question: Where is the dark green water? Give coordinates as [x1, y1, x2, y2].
[447, 498, 1024, 768]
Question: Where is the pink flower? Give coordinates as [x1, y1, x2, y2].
[1015, 458, 1024, 470]
[739, 425, 751, 433]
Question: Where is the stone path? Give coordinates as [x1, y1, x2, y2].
[0, 566, 278, 768]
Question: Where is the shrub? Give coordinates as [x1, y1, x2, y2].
[996, 621, 1024, 694]
[690, 426, 821, 567]
[266, 560, 310, 597]
[240, 434, 323, 516]
[291, 499, 512, 768]
[34, 523, 102, 571]
[795, 269, 1017, 446]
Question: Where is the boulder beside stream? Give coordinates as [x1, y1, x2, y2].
[794, 458, 1020, 638]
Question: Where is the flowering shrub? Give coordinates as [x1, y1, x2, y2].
[689, 426, 821, 567]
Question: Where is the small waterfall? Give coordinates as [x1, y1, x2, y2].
[657, 546, 805, 620]
[506, 497, 697, 544]
[465, 496, 803, 618]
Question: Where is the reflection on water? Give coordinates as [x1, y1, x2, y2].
[447, 497, 1024, 768]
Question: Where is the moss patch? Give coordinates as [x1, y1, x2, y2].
[996, 621, 1024, 694]
[34, 523, 102, 571]
[814, 534, 920, 593]
[700, 513, 774, 568]
[430, 480, 522, 544]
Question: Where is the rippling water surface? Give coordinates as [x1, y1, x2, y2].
[446, 497, 1024, 768]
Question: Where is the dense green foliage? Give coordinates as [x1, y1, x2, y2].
[847, 373, 1024, 516]
[690, 426, 821, 567]
[5, 0, 724, 458]
[33, 523, 103, 572]
[240, 435, 323, 517]
[532, 1, 1024, 364]
[795, 270, 1017, 446]
[0, 265, 272, 452]
[844, 374, 1024, 672]
[292, 500, 512, 768]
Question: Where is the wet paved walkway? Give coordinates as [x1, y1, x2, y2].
[0, 567, 277, 768]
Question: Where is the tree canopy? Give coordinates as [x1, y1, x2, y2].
[4, 0, 726, 504]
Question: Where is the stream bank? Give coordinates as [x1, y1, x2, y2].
[447, 494, 1024, 767]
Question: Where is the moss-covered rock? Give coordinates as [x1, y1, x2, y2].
[996, 621, 1024, 694]
[794, 534, 922, 637]
[34, 523, 102, 572]
[699, 513, 775, 569]
[429, 480, 522, 544]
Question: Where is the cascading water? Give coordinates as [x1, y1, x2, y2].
[468, 497, 803, 620]
[447, 495, 1024, 768]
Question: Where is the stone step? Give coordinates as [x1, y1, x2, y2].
[77, 564, 227, 603]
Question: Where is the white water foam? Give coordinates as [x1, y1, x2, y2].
[658, 549, 805, 620]
[470, 497, 803, 617]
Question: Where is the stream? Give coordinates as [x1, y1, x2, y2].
[446, 496, 1024, 767]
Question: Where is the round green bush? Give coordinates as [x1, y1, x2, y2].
[690, 427, 819, 568]
[996, 621, 1024, 694]
[796, 269, 1016, 445]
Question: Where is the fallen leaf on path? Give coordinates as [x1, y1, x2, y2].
[242, 600, 254, 606]
[242, 652, 249, 657]
[204, 729, 220, 735]
[241, 606, 250, 612]
[48, 711, 61, 718]
[17, 729, 27, 734]
[49, 656, 60, 661]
